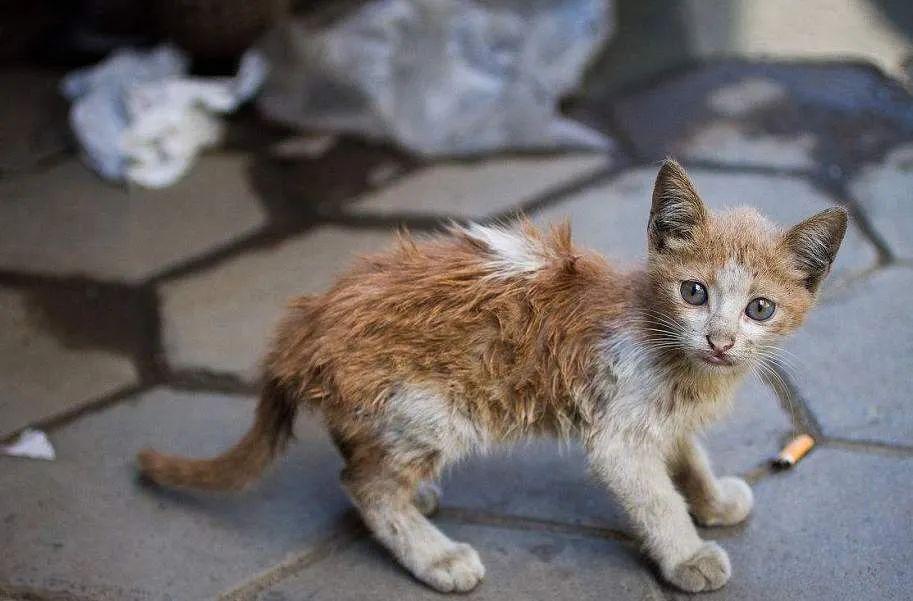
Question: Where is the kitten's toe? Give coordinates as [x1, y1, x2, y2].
[417, 543, 485, 593]
[665, 541, 731, 592]
[414, 482, 442, 516]
[695, 477, 754, 527]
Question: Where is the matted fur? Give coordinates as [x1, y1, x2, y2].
[138, 160, 847, 594]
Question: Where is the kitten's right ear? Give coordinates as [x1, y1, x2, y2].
[648, 159, 708, 252]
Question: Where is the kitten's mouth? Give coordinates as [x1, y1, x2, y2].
[700, 353, 735, 367]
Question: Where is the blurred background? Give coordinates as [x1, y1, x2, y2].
[1, 2, 911, 600]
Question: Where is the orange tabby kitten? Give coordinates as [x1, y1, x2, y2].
[138, 160, 846, 593]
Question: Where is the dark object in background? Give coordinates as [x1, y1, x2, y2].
[155, 0, 290, 61]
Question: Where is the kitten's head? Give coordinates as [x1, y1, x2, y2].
[643, 159, 847, 372]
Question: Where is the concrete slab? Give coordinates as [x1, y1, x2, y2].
[671, 448, 913, 600]
[442, 440, 629, 530]
[682, 122, 816, 169]
[348, 154, 609, 219]
[0, 387, 349, 601]
[441, 376, 789, 531]
[160, 226, 393, 380]
[582, 1, 913, 99]
[535, 167, 877, 288]
[611, 63, 913, 172]
[253, 523, 663, 601]
[0, 287, 137, 439]
[0, 154, 267, 283]
[850, 143, 913, 259]
[682, 1, 913, 82]
[787, 267, 913, 446]
[704, 376, 794, 478]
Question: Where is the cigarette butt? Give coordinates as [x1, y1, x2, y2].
[773, 434, 815, 468]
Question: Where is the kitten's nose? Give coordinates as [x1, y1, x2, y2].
[706, 335, 735, 353]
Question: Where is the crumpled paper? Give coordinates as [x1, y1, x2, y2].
[61, 45, 267, 188]
[1, 429, 56, 461]
[258, 0, 613, 157]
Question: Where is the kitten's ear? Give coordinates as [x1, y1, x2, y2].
[781, 207, 848, 291]
[649, 159, 708, 252]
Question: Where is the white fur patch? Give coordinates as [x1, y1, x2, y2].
[381, 385, 487, 462]
[463, 224, 544, 277]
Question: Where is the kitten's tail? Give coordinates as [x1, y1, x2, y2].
[136, 378, 298, 491]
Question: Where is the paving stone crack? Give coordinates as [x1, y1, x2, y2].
[0, 582, 98, 601]
[149, 225, 317, 286]
[820, 436, 913, 458]
[436, 506, 635, 543]
[1, 383, 150, 444]
[760, 364, 823, 440]
[807, 176, 896, 265]
[317, 212, 460, 231]
[681, 159, 814, 179]
[217, 522, 366, 601]
[165, 369, 256, 396]
[494, 161, 628, 221]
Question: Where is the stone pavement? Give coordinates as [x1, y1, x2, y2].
[3, 35, 913, 601]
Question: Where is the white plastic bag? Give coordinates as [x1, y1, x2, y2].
[258, 0, 613, 156]
[62, 45, 267, 188]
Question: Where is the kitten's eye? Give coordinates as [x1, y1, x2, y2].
[680, 281, 708, 305]
[746, 297, 776, 321]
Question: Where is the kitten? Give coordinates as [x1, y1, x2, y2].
[138, 160, 846, 593]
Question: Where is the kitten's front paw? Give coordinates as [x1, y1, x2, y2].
[416, 543, 485, 593]
[694, 477, 754, 527]
[665, 541, 731, 592]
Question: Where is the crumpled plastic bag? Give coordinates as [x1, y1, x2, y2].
[258, 0, 613, 157]
[61, 45, 267, 188]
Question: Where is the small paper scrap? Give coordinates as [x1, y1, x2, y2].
[1, 429, 56, 460]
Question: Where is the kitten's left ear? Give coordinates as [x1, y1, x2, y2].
[649, 159, 708, 252]
[781, 207, 848, 291]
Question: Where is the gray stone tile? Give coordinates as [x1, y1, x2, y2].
[440, 376, 789, 531]
[348, 154, 609, 219]
[682, 73, 815, 169]
[442, 440, 628, 530]
[786, 267, 913, 446]
[582, 3, 913, 98]
[0, 387, 349, 601]
[611, 63, 913, 171]
[254, 523, 663, 601]
[0, 287, 137, 439]
[684, 2, 913, 82]
[704, 376, 794, 478]
[535, 168, 878, 286]
[851, 143, 913, 259]
[705, 78, 788, 117]
[682, 122, 815, 169]
[0, 154, 266, 283]
[161, 226, 393, 380]
[0, 69, 69, 173]
[672, 448, 913, 600]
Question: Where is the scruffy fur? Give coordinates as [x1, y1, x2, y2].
[138, 160, 847, 593]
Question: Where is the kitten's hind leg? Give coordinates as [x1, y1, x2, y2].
[341, 447, 483, 592]
[670, 436, 753, 527]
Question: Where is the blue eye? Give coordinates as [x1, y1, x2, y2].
[746, 297, 776, 321]
[680, 281, 708, 305]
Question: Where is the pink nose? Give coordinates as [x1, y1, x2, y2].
[706, 335, 735, 353]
